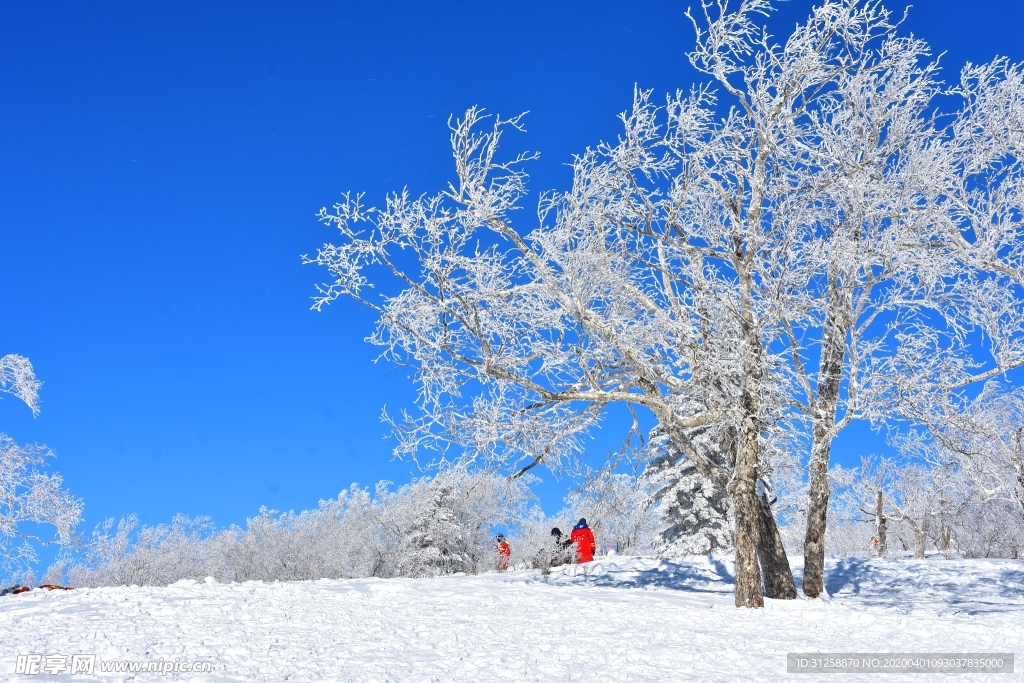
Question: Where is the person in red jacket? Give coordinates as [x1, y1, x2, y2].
[570, 518, 596, 563]
[495, 533, 511, 571]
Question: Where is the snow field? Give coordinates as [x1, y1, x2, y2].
[1, 556, 1022, 682]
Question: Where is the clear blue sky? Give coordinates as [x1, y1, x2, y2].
[2, 1, 1022, 538]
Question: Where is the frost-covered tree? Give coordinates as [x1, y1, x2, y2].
[886, 386, 1024, 557]
[831, 421, 1024, 560]
[0, 354, 82, 581]
[955, 500, 1024, 559]
[643, 428, 733, 557]
[687, 0, 1024, 597]
[70, 514, 215, 587]
[846, 457, 957, 558]
[306, 0, 1024, 607]
[904, 385, 1024, 518]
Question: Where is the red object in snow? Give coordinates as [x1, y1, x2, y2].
[495, 538, 511, 571]
[570, 525, 596, 563]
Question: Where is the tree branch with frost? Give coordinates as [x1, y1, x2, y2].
[896, 383, 1024, 515]
[0, 355, 42, 418]
[0, 355, 82, 578]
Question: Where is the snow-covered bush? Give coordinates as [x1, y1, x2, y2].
[508, 508, 569, 572]
[565, 469, 657, 556]
[69, 467, 536, 587]
[69, 514, 215, 587]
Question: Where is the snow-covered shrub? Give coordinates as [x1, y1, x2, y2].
[69, 514, 215, 587]
[507, 509, 575, 572]
[565, 469, 657, 556]
[69, 467, 536, 586]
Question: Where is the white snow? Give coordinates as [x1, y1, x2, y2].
[1, 556, 1022, 682]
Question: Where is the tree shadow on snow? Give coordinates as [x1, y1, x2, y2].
[546, 557, 735, 596]
[823, 557, 1024, 615]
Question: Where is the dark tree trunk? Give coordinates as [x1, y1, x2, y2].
[802, 277, 847, 598]
[730, 413, 764, 608]
[756, 490, 797, 599]
[939, 526, 952, 551]
[875, 490, 887, 557]
[802, 435, 831, 597]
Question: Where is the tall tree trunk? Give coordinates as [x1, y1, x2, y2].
[939, 526, 952, 551]
[1012, 429, 1024, 516]
[914, 516, 929, 559]
[803, 278, 847, 598]
[875, 490, 887, 557]
[802, 432, 831, 597]
[730, 409, 764, 608]
[730, 234, 775, 608]
[756, 489, 797, 599]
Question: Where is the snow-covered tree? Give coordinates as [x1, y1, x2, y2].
[643, 428, 733, 557]
[905, 385, 1024, 517]
[0, 354, 82, 582]
[955, 500, 1024, 559]
[688, 0, 1024, 597]
[832, 418, 1024, 560]
[69, 514, 216, 587]
[848, 457, 955, 558]
[306, 0, 1024, 606]
[884, 386, 1024, 557]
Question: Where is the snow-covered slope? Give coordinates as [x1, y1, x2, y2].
[1, 556, 1022, 682]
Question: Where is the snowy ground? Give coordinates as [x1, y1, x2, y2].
[1, 556, 1022, 682]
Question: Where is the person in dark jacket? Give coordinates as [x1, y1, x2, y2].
[570, 518, 596, 563]
[549, 527, 573, 567]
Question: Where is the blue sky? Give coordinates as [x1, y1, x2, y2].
[2, 0, 1023, 541]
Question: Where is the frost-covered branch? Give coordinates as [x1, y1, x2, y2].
[0, 354, 41, 418]
[0, 354, 82, 580]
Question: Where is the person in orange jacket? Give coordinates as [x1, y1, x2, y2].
[495, 533, 511, 571]
[570, 518, 596, 563]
